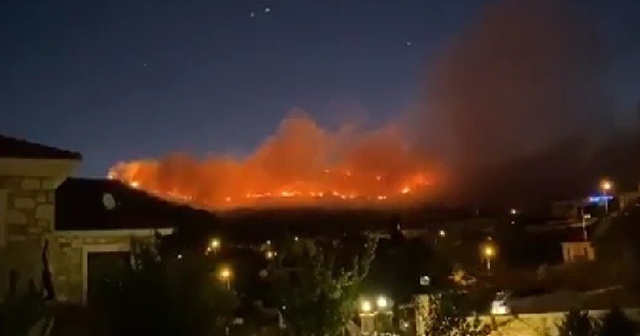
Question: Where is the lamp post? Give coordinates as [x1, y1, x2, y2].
[480, 240, 497, 272]
[218, 266, 232, 290]
[207, 237, 221, 255]
[600, 180, 613, 215]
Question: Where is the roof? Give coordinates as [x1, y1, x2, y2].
[0, 134, 82, 160]
[55, 178, 217, 231]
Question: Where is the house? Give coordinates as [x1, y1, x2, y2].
[0, 135, 81, 298]
[0, 135, 179, 304]
[416, 287, 640, 336]
[50, 177, 178, 303]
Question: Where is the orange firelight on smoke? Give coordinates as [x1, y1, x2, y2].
[107, 112, 438, 210]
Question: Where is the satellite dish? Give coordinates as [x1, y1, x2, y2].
[103, 193, 116, 210]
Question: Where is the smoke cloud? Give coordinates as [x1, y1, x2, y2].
[110, 110, 437, 209]
[111, 0, 640, 210]
[418, 0, 615, 205]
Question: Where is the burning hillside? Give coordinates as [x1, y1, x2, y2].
[108, 113, 440, 210]
[109, 0, 612, 208]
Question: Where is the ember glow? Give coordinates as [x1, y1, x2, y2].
[108, 112, 439, 210]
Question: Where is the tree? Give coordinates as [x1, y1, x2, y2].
[268, 235, 377, 336]
[100, 240, 238, 336]
[556, 309, 597, 336]
[418, 290, 490, 336]
[598, 306, 638, 336]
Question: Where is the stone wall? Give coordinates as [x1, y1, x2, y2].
[0, 176, 57, 297]
[49, 233, 156, 303]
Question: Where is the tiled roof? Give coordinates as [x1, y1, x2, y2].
[0, 134, 82, 160]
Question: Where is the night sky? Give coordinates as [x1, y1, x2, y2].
[1, 0, 639, 177]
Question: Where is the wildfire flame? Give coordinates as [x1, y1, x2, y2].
[108, 112, 438, 210]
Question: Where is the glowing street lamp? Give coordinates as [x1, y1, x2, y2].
[376, 296, 388, 309]
[510, 208, 518, 215]
[360, 300, 373, 314]
[480, 240, 497, 271]
[218, 266, 233, 290]
[206, 237, 221, 254]
[265, 250, 276, 260]
[600, 179, 613, 214]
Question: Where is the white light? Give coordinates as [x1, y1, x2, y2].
[438, 230, 446, 237]
[491, 300, 510, 315]
[510, 208, 517, 215]
[294, 236, 299, 241]
[376, 296, 388, 308]
[177, 254, 183, 259]
[360, 300, 372, 312]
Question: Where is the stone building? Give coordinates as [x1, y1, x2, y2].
[50, 177, 177, 303]
[0, 135, 176, 304]
[0, 135, 81, 297]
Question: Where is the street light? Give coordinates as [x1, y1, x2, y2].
[600, 179, 613, 215]
[360, 300, 373, 314]
[265, 250, 276, 260]
[207, 237, 221, 254]
[218, 266, 233, 290]
[510, 208, 517, 215]
[480, 240, 497, 271]
[438, 229, 446, 238]
[376, 296, 388, 309]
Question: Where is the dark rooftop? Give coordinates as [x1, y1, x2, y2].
[55, 178, 216, 231]
[0, 134, 82, 160]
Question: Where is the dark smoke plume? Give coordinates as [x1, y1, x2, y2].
[418, 0, 619, 206]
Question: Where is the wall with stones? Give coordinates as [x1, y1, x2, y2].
[0, 176, 57, 297]
[49, 233, 156, 303]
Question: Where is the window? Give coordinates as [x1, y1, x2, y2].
[0, 189, 7, 247]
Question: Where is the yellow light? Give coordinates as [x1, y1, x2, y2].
[219, 267, 232, 280]
[266, 250, 275, 259]
[484, 246, 495, 257]
[360, 300, 372, 313]
[601, 180, 612, 191]
[438, 230, 446, 237]
[210, 237, 221, 249]
[376, 296, 388, 308]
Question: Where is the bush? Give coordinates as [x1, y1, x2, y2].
[556, 309, 597, 336]
[598, 306, 638, 336]
[100, 246, 238, 336]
